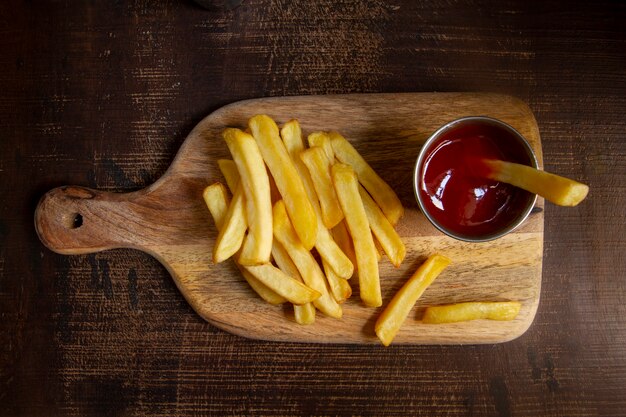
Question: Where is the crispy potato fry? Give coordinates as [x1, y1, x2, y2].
[301, 146, 344, 229]
[422, 301, 521, 323]
[315, 224, 354, 280]
[239, 268, 287, 305]
[219, 157, 281, 206]
[223, 128, 273, 265]
[249, 115, 317, 250]
[272, 200, 342, 318]
[212, 182, 247, 263]
[293, 294, 317, 323]
[332, 163, 381, 307]
[329, 131, 404, 225]
[203, 183, 230, 230]
[359, 185, 406, 267]
[217, 159, 240, 192]
[272, 241, 316, 325]
[281, 121, 354, 280]
[331, 221, 357, 276]
[203, 183, 285, 305]
[243, 263, 321, 305]
[307, 131, 334, 162]
[280, 120, 319, 207]
[322, 260, 352, 303]
[375, 254, 451, 346]
[478, 159, 589, 206]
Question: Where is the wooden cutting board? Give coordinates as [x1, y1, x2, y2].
[35, 93, 544, 344]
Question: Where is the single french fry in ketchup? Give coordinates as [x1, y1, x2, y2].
[476, 159, 589, 207]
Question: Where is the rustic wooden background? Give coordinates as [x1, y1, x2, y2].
[1, 0, 625, 416]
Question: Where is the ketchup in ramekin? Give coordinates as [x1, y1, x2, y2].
[414, 117, 538, 242]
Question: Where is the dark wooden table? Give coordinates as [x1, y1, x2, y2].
[2, 1, 625, 415]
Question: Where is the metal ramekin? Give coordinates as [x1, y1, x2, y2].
[413, 116, 539, 242]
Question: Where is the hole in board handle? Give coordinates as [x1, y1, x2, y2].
[63, 213, 83, 229]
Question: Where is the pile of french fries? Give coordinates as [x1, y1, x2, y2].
[203, 114, 406, 324]
[204, 114, 522, 345]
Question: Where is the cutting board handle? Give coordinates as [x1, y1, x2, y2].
[35, 186, 149, 255]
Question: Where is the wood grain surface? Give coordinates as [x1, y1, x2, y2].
[1, 0, 625, 416]
[35, 93, 544, 344]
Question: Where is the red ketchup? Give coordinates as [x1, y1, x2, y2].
[418, 122, 533, 239]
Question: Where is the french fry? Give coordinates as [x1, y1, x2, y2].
[203, 183, 230, 230]
[217, 159, 240, 192]
[214, 159, 249, 263]
[315, 224, 354, 280]
[477, 159, 589, 206]
[280, 120, 318, 209]
[332, 163, 382, 307]
[301, 146, 344, 229]
[422, 301, 521, 324]
[272, 241, 316, 325]
[212, 182, 247, 263]
[281, 121, 354, 280]
[272, 200, 342, 319]
[243, 263, 321, 305]
[359, 185, 406, 267]
[322, 260, 352, 303]
[331, 221, 357, 276]
[375, 254, 451, 346]
[223, 128, 273, 265]
[239, 268, 287, 305]
[307, 131, 334, 162]
[203, 183, 286, 305]
[249, 115, 317, 250]
[329, 131, 404, 225]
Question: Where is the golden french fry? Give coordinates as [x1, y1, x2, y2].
[301, 146, 344, 229]
[329, 131, 404, 225]
[249, 115, 317, 250]
[307, 131, 334, 162]
[203, 183, 230, 230]
[423, 301, 521, 324]
[315, 225, 354, 280]
[272, 241, 316, 325]
[212, 182, 247, 263]
[219, 157, 280, 204]
[332, 163, 381, 307]
[281, 121, 354, 280]
[478, 159, 589, 206]
[203, 183, 285, 305]
[243, 263, 321, 305]
[239, 268, 287, 305]
[223, 128, 272, 265]
[375, 254, 451, 346]
[293, 291, 316, 323]
[272, 200, 342, 319]
[359, 185, 406, 267]
[280, 120, 319, 207]
[331, 220, 357, 276]
[217, 159, 240, 192]
[322, 260, 352, 303]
